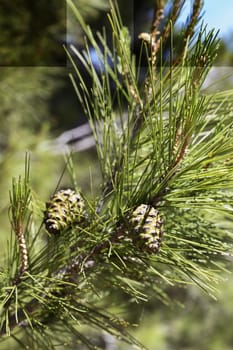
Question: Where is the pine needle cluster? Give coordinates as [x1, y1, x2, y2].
[0, 1, 233, 349]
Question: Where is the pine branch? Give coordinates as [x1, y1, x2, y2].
[174, 0, 204, 66]
[1, 1, 233, 349]
[162, 0, 185, 42]
[8, 154, 31, 280]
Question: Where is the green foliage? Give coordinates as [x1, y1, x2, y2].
[0, 1, 233, 349]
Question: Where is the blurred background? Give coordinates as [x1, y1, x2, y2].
[0, 0, 233, 349]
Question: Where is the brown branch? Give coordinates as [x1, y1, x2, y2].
[173, 131, 189, 166]
[10, 215, 29, 285]
[150, 0, 165, 64]
[184, 0, 203, 43]
[162, 0, 185, 42]
[138, 1, 165, 66]
[174, 0, 203, 66]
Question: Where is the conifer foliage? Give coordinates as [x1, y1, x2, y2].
[1, 1, 233, 349]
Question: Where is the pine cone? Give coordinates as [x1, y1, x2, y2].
[129, 204, 164, 254]
[44, 189, 85, 234]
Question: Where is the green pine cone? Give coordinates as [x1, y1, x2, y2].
[44, 189, 85, 234]
[129, 204, 164, 254]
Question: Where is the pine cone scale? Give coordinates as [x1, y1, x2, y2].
[44, 189, 85, 234]
[129, 204, 164, 254]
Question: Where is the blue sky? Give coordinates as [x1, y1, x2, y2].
[178, 0, 233, 39]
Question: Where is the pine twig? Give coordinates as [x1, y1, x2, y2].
[184, 0, 203, 43]
[16, 224, 28, 275]
[162, 0, 185, 42]
[150, 0, 165, 61]
[136, 2, 165, 139]
[174, 0, 203, 66]
[173, 129, 190, 166]
[138, 0, 165, 69]
[9, 155, 31, 281]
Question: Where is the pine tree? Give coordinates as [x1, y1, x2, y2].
[1, 1, 233, 349]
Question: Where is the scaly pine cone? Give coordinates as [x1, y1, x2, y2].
[44, 189, 85, 234]
[129, 204, 164, 254]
